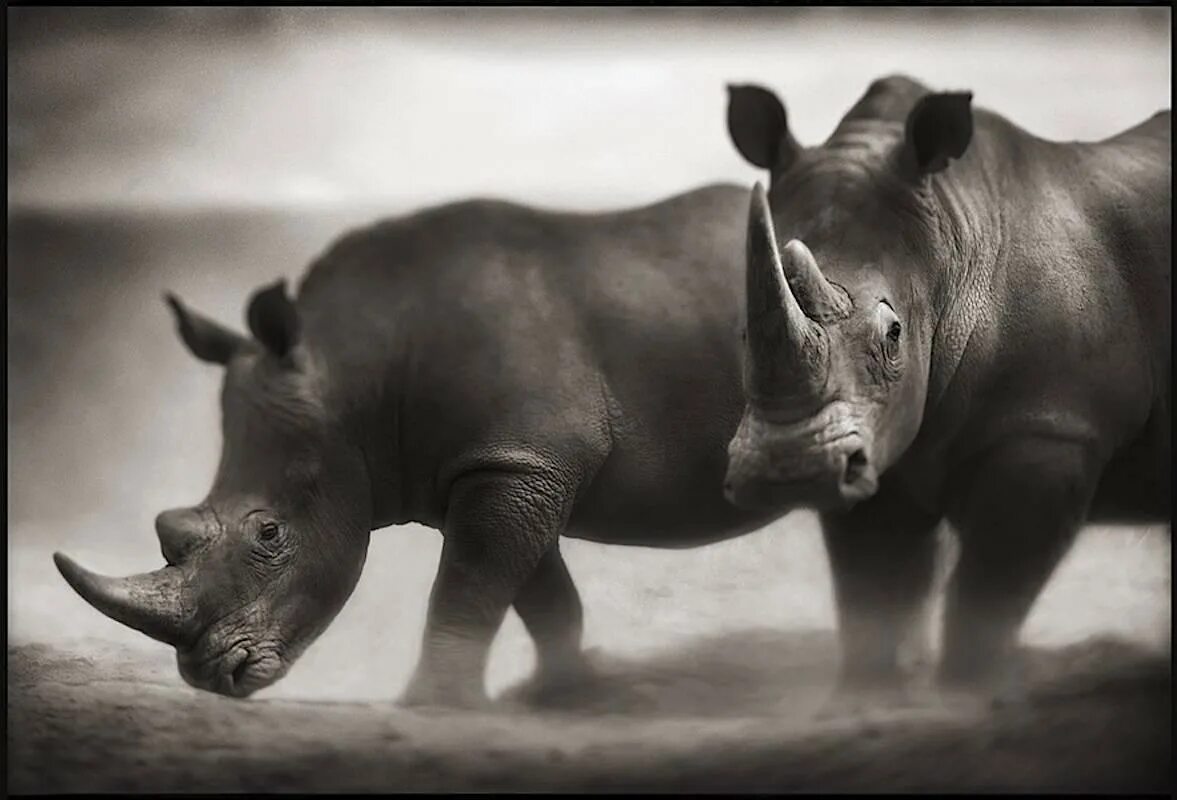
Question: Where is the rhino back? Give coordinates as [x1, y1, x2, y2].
[993, 111, 1170, 418]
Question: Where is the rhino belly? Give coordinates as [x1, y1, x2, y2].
[563, 454, 779, 548]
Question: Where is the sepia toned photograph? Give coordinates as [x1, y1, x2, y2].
[7, 5, 1171, 793]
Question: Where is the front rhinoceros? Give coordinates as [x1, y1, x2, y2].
[722, 74, 1170, 702]
[56, 182, 785, 707]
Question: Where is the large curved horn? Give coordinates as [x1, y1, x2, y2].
[745, 183, 829, 400]
[780, 239, 851, 321]
[53, 553, 193, 646]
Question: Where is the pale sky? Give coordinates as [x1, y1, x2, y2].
[8, 7, 1171, 211]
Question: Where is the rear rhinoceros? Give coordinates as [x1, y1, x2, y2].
[723, 75, 1170, 700]
[54, 185, 787, 707]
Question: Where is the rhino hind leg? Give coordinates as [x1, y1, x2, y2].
[818, 485, 943, 714]
[939, 438, 1101, 700]
[399, 467, 580, 711]
[509, 543, 599, 701]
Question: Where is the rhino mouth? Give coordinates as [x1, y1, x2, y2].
[725, 464, 878, 512]
[724, 396, 881, 512]
[725, 431, 879, 511]
[177, 634, 287, 698]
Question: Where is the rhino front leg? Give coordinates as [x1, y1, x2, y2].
[940, 438, 1099, 701]
[819, 485, 943, 714]
[400, 468, 576, 710]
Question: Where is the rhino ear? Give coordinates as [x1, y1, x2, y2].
[164, 293, 247, 365]
[726, 84, 800, 172]
[904, 91, 974, 175]
[246, 279, 300, 360]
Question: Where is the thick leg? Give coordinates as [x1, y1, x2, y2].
[940, 438, 1101, 698]
[820, 484, 943, 710]
[512, 543, 593, 698]
[400, 468, 576, 710]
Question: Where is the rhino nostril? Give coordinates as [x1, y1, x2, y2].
[155, 508, 210, 565]
[232, 658, 251, 689]
[844, 449, 869, 485]
[158, 531, 189, 567]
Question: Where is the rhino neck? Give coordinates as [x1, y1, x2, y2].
[295, 298, 415, 530]
[920, 110, 1011, 424]
[333, 354, 417, 531]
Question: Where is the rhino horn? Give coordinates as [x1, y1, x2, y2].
[780, 238, 851, 321]
[745, 183, 829, 401]
[53, 553, 192, 646]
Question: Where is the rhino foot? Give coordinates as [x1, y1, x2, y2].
[397, 675, 493, 714]
[932, 646, 1033, 713]
[499, 647, 605, 710]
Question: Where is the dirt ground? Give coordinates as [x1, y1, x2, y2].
[7, 631, 1170, 793]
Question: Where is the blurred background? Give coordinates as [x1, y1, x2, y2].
[7, 7, 1171, 702]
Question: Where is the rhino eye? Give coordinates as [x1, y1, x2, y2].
[249, 517, 294, 572]
[877, 302, 902, 371]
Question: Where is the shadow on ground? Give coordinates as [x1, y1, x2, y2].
[7, 629, 1170, 793]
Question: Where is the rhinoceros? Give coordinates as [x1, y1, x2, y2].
[723, 75, 1170, 699]
[54, 183, 792, 707]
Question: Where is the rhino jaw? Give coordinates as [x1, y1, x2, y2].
[53, 552, 193, 647]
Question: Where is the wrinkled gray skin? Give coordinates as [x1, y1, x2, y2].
[724, 75, 1170, 700]
[55, 184, 787, 706]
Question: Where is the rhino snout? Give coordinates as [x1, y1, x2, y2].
[724, 406, 878, 511]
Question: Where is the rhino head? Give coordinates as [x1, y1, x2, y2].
[55, 281, 372, 697]
[723, 80, 975, 512]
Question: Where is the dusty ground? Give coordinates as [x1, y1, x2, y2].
[8, 518, 1171, 793]
[7, 631, 1170, 793]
